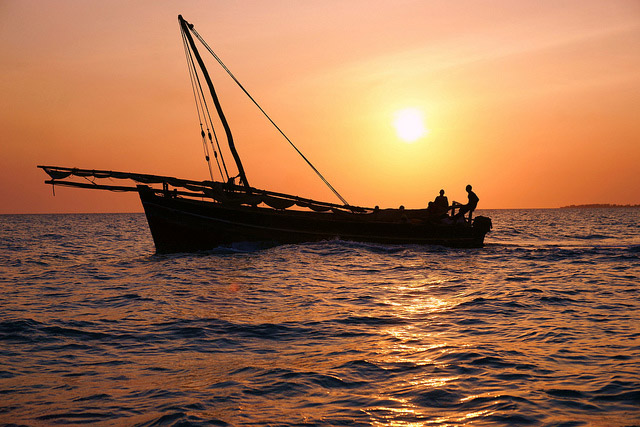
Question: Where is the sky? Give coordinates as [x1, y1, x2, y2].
[1, 0, 639, 213]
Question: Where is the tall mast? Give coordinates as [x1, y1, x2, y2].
[178, 15, 250, 188]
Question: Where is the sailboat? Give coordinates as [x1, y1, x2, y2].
[39, 15, 492, 253]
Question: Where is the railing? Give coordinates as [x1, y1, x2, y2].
[449, 202, 474, 223]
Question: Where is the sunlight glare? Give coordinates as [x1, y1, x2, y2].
[393, 108, 427, 143]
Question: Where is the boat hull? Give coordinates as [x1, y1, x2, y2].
[138, 187, 490, 253]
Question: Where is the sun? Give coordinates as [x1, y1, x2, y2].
[393, 108, 428, 143]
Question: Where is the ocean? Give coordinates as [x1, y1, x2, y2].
[1, 209, 638, 426]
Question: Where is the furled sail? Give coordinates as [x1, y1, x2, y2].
[38, 166, 368, 214]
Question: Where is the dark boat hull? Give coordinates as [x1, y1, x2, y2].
[138, 187, 490, 253]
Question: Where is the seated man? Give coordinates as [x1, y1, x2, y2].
[432, 189, 449, 218]
[453, 185, 479, 221]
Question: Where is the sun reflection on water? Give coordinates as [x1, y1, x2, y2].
[357, 274, 493, 425]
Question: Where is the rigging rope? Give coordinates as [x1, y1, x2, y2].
[190, 28, 350, 206]
[181, 31, 215, 181]
[181, 30, 229, 182]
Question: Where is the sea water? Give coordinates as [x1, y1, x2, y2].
[1, 209, 638, 426]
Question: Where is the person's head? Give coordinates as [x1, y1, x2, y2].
[439, 189, 445, 195]
[466, 184, 472, 192]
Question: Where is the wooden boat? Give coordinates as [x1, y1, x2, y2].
[38, 16, 492, 253]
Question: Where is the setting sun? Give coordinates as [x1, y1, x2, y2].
[393, 108, 427, 143]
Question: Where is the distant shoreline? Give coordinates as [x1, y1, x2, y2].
[3, 205, 640, 215]
[560, 204, 640, 209]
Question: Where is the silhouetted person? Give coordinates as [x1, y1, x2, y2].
[399, 205, 408, 223]
[428, 189, 449, 220]
[433, 189, 449, 216]
[453, 185, 479, 221]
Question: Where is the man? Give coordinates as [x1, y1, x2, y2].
[433, 189, 449, 217]
[454, 185, 479, 221]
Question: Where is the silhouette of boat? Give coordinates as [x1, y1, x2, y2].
[38, 16, 492, 253]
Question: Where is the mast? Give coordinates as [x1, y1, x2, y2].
[178, 15, 250, 188]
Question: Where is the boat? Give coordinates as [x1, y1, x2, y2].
[38, 15, 492, 253]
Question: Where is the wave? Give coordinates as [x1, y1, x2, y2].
[2, 211, 640, 426]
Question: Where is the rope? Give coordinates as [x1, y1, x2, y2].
[182, 31, 214, 181]
[190, 28, 349, 206]
[181, 29, 229, 182]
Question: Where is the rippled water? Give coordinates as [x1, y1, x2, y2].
[1, 209, 639, 426]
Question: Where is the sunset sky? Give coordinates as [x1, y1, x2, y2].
[1, 0, 639, 213]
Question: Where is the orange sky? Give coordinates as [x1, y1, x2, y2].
[1, 0, 639, 213]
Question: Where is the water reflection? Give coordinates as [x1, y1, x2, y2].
[1, 212, 639, 425]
